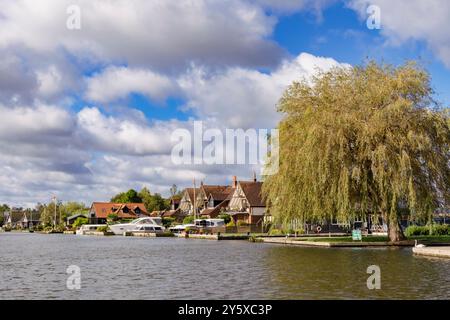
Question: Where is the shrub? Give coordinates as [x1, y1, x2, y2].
[218, 214, 231, 224]
[73, 217, 88, 228]
[96, 226, 109, 232]
[269, 228, 284, 236]
[226, 219, 236, 227]
[405, 225, 429, 236]
[405, 224, 450, 236]
[183, 215, 195, 225]
[431, 224, 449, 235]
[162, 217, 176, 227]
[294, 228, 305, 235]
[107, 213, 119, 222]
[236, 220, 249, 227]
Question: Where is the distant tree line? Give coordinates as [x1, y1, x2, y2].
[110, 187, 171, 213]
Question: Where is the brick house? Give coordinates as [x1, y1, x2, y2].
[88, 202, 149, 224]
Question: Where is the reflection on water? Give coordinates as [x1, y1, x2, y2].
[0, 233, 449, 299]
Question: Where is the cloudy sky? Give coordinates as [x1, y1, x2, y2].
[1, 0, 449, 207]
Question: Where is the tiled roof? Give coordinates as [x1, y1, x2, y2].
[185, 188, 200, 202]
[201, 199, 230, 218]
[239, 181, 265, 207]
[163, 208, 186, 218]
[91, 202, 148, 219]
[202, 185, 235, 201]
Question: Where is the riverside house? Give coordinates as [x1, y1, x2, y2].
[3, 208, 41, 229]
[227, 176, 268, 226]
[179, 188, 199, 216]
[196, 183, 235, 217]
[178, 175, 270, 227]
[161, 198, 186, 222]
[88, 202, 149, 224]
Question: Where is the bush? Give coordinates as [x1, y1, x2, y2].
[269, 228, 284, 236]
[294, 228, 305, 235]
[183, 215, 195, 225]
[218, 214, 231, 224]
[96, 226, 109, 232]
[405, 224, 450, 237]
[236, 220, 249, 227]
[226, 220, 236, 227]
[431, 224, 449, 235]
[107, 213, 119, 222]
[73, 217, 88, 228]
[162, 217, 176, 227]
[405, 225, 429, 236]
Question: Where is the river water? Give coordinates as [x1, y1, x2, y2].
[0, 233, 449, 299]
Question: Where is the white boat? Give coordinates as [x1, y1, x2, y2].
[76, 224, 107, 235]
[169, 223, 196, 234]
[130, 224, 165, 234]
[194, 219, 225, 228]
[109, 217, 165, 235]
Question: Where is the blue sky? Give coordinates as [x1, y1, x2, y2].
[272, 1, 450, 105]
[0, 0, 449, 206]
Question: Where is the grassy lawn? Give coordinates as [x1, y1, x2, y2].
[289, 235, 450, 243]
[292, 236, 389, 243]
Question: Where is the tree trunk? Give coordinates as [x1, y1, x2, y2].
[388, 214, 406, 242]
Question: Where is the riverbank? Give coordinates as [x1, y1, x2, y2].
[258, 237, 415, 247]
[255, 235, 450, 247]
[413, 246, 450, 258]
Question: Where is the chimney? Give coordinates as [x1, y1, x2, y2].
[253, 171, 257, 182]
[232, 176, 237, 188]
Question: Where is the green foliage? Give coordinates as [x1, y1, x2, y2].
[96, 226, 109, 232]
[0, 204, 9, 215]
[60, 202, 88, 220]
[111, 189, 142, 203]
[110, 187, 170, 213]
[162, 217, 176, 227]
[183, 215, 195, 225]
[38, 202, 61, 226]
[268, 228, 284, 236]
[72, 217, 88, 228]
[218, 214, 231, 224]
[405, 225, 428, 236]
[236, 220, 249, 227]
[405, 224, 450, 236]
[263, 61, 450, 241]
[432, 224, 450, 235]
[140, 188, 170, 212]
[107, 213, 119, 222]
[226, 219, 236, 227]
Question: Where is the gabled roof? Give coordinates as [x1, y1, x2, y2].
[203, 185, 235, 201]
[162, 208, 186, 218]
[4, 210, 39, 223]
[184, 188, 200, 202]
[201, 199, 230, 218]
[90, 202, 148, 219]
[239, 181, 265, 207]
[67, 213, 88, 221]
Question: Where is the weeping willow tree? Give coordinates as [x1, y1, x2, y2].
[263, 62, 450, 242]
